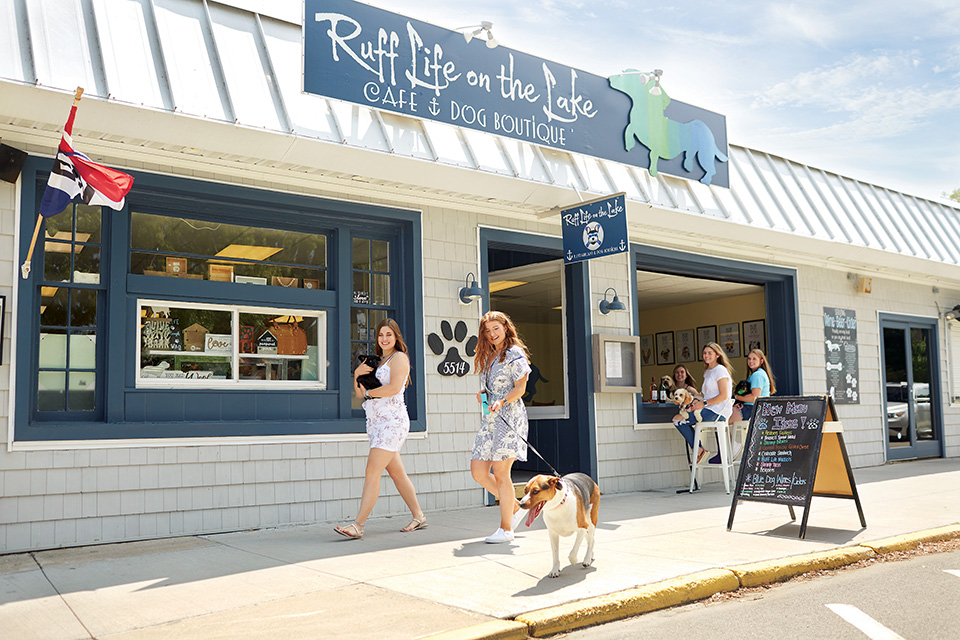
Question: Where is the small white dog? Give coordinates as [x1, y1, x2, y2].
[672, 388, 702, 423]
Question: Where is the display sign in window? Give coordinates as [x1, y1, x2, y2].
[137, 300, 326, 389]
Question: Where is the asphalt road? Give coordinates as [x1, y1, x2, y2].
[559, 548, 960, 640]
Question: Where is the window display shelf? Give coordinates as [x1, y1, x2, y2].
[142, 350, 229, 358]
[239, 353, 307, 360]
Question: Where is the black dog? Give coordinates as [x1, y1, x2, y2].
[734, 379, 751, 397]
[356, 354, 382, 391]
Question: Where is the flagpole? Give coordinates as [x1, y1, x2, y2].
[21, 87, 84, 279]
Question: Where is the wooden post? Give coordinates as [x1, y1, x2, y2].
[20, 87, 84, 279]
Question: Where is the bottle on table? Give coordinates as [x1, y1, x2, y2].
[649, 376, 657, 403]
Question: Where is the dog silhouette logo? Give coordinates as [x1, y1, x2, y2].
[608, 69, 728, 185]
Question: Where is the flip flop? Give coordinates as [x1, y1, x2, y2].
[401, 516, 427, 532]
[334, 522, 363, 539]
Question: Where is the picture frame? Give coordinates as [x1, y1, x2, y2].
[676, 329, 695, 363]
[208, 263, 234, 282]
[234, 275, 267, 285]
[696, 325, 717, 360]
[0, 294, 6, 365]
[655, 331, 675, 366]
[165, 256, 187, 275]
[719, 322, 741, 359]
[743, 319, 766, 354]
[302, 278, 320, 290]
[639, 334, 654, 367]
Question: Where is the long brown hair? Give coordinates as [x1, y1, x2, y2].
[747, 348, 776, 395]
[703, 342, 735, 379]
[474, 310, 529, 374]
[672, 364, 697, 389]
[374, 318, 410, 386]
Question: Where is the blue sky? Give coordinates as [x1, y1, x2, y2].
[330, 1, 960, 202]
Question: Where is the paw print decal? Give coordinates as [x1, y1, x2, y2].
[428, 320, 477, 377]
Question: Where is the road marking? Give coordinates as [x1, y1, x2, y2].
[945, 570, 960, 578]
[826, 604, 905, 640]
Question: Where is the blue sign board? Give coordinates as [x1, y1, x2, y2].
[303, 0, 729, 187]
[561, 194, 628, 264]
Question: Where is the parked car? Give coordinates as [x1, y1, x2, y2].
[886, 382, 931, 441]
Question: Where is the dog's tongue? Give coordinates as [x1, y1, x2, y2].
[525, 501, 544, 527]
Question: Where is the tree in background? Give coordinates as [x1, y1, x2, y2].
[944, 188, 960, 203]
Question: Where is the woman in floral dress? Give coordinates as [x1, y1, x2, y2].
[334, 319, 426, 539]
[471, 311, 531, 544]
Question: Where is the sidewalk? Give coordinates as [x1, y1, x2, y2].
[2, 458, 959, 640]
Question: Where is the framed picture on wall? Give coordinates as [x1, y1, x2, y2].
[719, 322, 741, 358]
[655, 331, 675, 366]
[639, 334, 654, 367]
[696, 325, 717, 360]
[744, 319, 766, 353]
[676, 329, 695, 363]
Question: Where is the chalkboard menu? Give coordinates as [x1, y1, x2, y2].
[823, 307, 859, 404]
[728, 395, 865, 539]
[734, 396, 827, 505]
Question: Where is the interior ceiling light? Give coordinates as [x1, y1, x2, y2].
[488, 280, 527, 293]
[40, 286, 59, 298]
[460, 21, 499, 48]
[213, 244, 283, 262]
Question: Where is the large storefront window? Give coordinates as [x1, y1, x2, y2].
[137, 300, 326, 388]
[16, 162, 423, 441]
[131, 212, 327, 288]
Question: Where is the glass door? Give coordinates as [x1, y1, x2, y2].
[882, 318, 941, 460]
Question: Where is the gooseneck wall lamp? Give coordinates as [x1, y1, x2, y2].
[945, 304, 960, 322]
[460, 21, 499, 48]
[599, 287, 627, 314]
[459, 272, 484, 304]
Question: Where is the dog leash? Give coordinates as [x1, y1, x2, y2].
[493, 411, 563, 478]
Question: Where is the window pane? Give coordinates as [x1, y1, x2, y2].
[44, 209, 72, 236]
[69, 372, 96, 411]
[73, 245, 101, 283]
[71, 289, 98, 327]
[140, 307, 233, 381]
[352, 238, 370, 270]
[40, 287, 68, 326]
[130, 212, 327, 285]
[39, 332, 67, 368]
[75, 204, 102, 243]
[352, 272, 370, 304]
[44, 246, 71, 282]
[371, 240, 389, 272]
[70, 333, 97, 369]
[370, 309, 388, 332]
[38, 371, 66, 411]
[237, 312, 321, 382]
[371, 273, 390, 306]
[352, 308, 369, 341]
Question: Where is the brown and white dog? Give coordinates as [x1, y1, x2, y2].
[672, 388, 703, 423]
[518, 472, 600, 578]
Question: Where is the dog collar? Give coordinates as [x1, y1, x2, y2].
[547, 490, 568, 510]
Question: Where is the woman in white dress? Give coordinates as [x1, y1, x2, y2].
[335, 319, 426, 539]
[470, 311, 531, 544]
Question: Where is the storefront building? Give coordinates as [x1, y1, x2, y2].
[1, 0, 958, 553]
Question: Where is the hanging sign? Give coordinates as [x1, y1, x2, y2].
[561, 193, 628, 264]
[823, 307, 859, 404]
[303, 0, 729, 187]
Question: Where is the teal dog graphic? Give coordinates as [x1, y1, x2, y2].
[609, 69, 728, 185]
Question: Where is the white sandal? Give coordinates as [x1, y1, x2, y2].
[334, 521, 363, 540]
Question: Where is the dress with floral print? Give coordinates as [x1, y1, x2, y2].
[471, 345, 531, 462]
[363, 356, 410, 452]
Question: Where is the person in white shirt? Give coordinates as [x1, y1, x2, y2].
[672, 342, 734, 464]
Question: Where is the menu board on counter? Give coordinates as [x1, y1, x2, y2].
[727, 395, 865, 539]
[823, 307, 859, 404]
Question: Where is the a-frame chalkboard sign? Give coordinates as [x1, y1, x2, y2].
[727, 395, 866, 539]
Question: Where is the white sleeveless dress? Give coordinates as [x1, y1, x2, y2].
[363, 356, 410, 452]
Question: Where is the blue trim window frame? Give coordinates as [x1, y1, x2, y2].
[14, 158, 425, 442]
[630, 244, 801, 424]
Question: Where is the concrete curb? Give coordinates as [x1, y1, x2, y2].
[514, 569, 740, 637]
[433, 525, 960, 640]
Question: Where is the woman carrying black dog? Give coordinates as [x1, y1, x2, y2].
[334, 318, 426, 539]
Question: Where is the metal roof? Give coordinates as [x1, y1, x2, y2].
[2, 0, 959, 273]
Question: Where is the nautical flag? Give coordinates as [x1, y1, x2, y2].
[38, 105, 134, 217]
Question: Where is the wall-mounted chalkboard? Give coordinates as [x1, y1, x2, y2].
[728, 395, 865, 538]
[823, 307, 859, 404]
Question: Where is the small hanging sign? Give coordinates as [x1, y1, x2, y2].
[561, 193, 628, 264]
